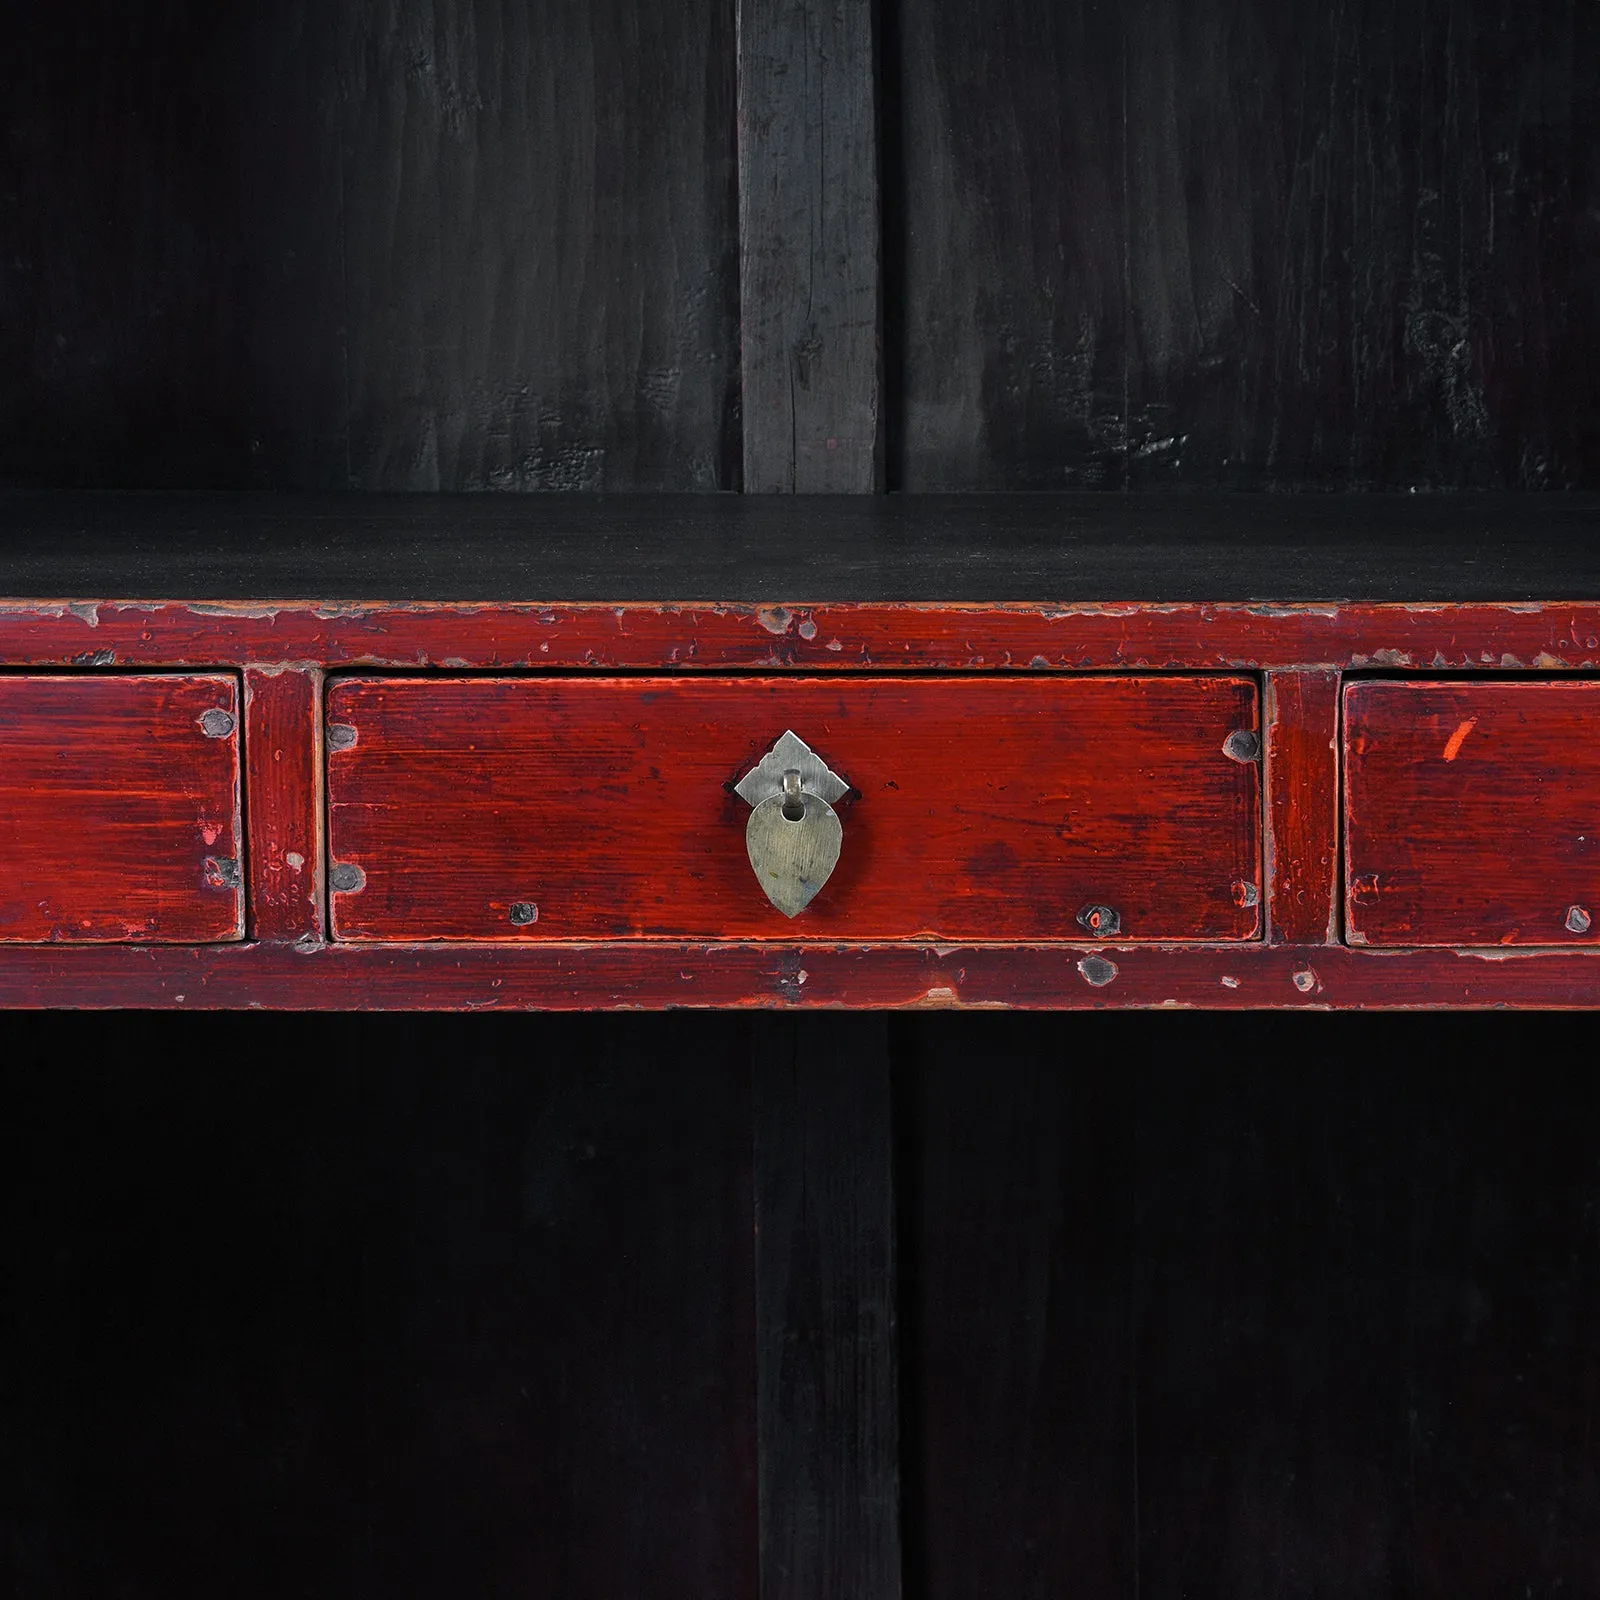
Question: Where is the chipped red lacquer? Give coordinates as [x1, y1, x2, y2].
[1, 602, 1599, 1006]
[0, 674, 243, 944]
[1346, 680, 1600, 947]
[244, 667, 323, 944]
[2, 597, 1600, 672]
[324, 675, 1262, 943]
[2, 942, 1599, 1011]
[1265, 671, 1340, 944]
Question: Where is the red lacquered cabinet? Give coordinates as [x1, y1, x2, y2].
[2, 495, 1599, 1007]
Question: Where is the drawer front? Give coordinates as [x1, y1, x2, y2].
[326, 676, 1261, 943]
[1346, 680, 1600, 947]
[0, 675, 243, 943]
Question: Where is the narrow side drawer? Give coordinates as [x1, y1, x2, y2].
[0, 674, 243, 944]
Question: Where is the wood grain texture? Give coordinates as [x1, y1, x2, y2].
[14, 592, 1600, 676]
[6, 939, 1600, 1010]
[9, 595, 1600, 672]
[1265, 671, 1340, 944]
[738, 0, 881, 491]
[0, 1014, 759, 1597]
[892, 0, 1600, 490]
[754, 1020, 901, 1600]
[0, 0, 738, 491]
[339, 0, 739, 490]
[736, 23, 896, 1600]
[324, 675, 1262, 943]
[243, 668, 323, 945]
[0, 675, 242, 944]
[1346, 679, 1600, 945]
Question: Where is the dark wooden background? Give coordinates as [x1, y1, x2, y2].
[7, 0, 1595, 494]
[888, 0, 1600, 491]
[1, 0, 741, 490]
[6, 1015, 1599, 1597]
[4, 0, 1600, 1595]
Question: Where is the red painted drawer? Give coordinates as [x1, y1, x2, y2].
[0, 675, 243, 943]
[1346, 680, 1600, 946]
[326, 676, 1261, 942]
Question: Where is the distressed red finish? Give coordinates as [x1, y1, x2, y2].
[244, 667, 323, 944]
[1, 598, 1599, 673]
[0, 598, 1596, 1005]
[325, 676, 1262, 943]
[0, 674, 243, 943]
[1346, 680, 1600, 947]
[0, 941, 1597, 1010]
[1265, 670, 1341, 944]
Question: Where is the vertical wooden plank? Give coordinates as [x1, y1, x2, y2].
[753, 1018, 902, 1600]
[896, 1015, 1138, 1600]
[737, 0, 883, 491]
[244, 667, 324, 945]
[741, 0, 897, 1588]
[1132, 1044, 1412, 1600]
[1265, 670, 1340, 945]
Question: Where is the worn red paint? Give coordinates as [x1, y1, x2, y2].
[0, 941, 1597, 1010]
[1265, 670, 1341, 944]
[325, 676, 1262, 943]
[244, 667, 324, 944]
[1, 600, 1598, 1005]
[1346, 680, 1600, 946]
[0, 674, 243, 943]
[1, 598, 1600, 672]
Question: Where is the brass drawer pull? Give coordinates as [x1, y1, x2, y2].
[735, 731, 849, 917]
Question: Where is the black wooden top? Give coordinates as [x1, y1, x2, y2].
[1, 493, 1598, 603]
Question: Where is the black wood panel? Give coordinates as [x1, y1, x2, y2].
[0, 1014, 757, 1599]
[891, 1017, 1137, 1600]
[0, 0, 739, 492]
[753, 1019, 902, 1600]
[6, 491, 1600, 601]
[892, 0, 1600, 491]
[896, 1014, 1600, 1598]
[737, 0, 882, 491]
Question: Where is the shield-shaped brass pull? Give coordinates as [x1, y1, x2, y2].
[734, 732, 849, 917]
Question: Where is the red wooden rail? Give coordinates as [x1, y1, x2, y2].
[0, 941, 1596, 1010]
[1, 597, 1599, 670]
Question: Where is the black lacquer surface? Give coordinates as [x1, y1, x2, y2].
[2, 492, 1600, 601]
